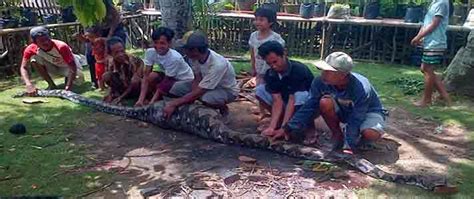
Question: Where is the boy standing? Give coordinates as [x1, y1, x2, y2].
[411, 0, 452, 107]
[249, 7, 286, 85]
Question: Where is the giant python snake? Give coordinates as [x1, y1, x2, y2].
[13, 90, 455, 192]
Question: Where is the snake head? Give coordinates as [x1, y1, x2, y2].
[12, 91, 29, 98]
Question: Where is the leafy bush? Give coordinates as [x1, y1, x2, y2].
[386, 77, 424, 95]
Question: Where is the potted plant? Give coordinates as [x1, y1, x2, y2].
[404, 0, 425, 23]
[236, 0, 257, 11]
[43, 13, 59, 24]
[300, 0, 315, 18]
[61, 6, 77, 23]
[223, 1, 235, 11]
[20, 8, 38, 27]
[363, 0, 380, 19]
[283, 1, 299, 14]
[0, 1, 21, 28]
[314, 0, 326, 17]
[261, 0, 280, 13]
[451, 0, 465, 24]
[327, 3, 351, 19]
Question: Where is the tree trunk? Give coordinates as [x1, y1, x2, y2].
[444, 31, 474, 96]
[158, 0, 192, 39]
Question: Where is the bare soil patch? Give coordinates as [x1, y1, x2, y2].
[71, 101, 470, 198]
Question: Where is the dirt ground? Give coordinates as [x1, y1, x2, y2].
[70, 101, 470, 198]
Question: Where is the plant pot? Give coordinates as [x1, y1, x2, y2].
[363, 2, 380, 19]
[261, 2, 279, 13]
[124, 2, 144, 12]
[2, 18, 19, 28]
[61, 6, 77, 23]
[236, 0, 257, 11]
[300, 3, 315, 19]
[314, 3, 325, 17]
[404, 6, 424, 23]
[283, 3, 299, 14]
[43, 14, 58, 24]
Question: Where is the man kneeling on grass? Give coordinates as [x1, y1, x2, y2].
[266, 52, 386, 154]
[103, 37, 144, 104]
[255, 41, 314, 143]
[20, 26, 85, 95]
[134, 27, 194, 107]
[162, 31, 239, 122]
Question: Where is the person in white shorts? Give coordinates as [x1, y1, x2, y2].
[20, 26, 84, 96]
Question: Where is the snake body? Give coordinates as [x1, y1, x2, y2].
[14, 90, 450, 191]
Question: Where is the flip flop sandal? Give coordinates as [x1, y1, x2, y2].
[22, 98, 48, 104]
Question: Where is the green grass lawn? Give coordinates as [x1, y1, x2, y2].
[1, 52, 473, 197]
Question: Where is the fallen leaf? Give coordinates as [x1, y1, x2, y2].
[238, 155, 257, 164]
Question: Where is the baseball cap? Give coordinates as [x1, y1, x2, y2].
[313, 52, 354, 73]
[30, 26, 50, 40]
[182, 31, 208, 49]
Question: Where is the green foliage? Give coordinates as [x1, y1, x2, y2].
[380, 0, 397, 17]
[192, 0, 226, 34]
[453, 0, 463, 6]
[408, 0, 428, 6]
[386, 77, 424, 95]
[55, 0, 107, 26]
[331, 3, 351, 9]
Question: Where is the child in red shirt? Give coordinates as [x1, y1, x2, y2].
[91, 37, 107, 90]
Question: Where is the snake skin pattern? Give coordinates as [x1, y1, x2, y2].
[14, 90, 450, 191]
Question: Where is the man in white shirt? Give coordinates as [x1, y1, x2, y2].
[162, 31, 239, 122]
[135, 27, 194, 106]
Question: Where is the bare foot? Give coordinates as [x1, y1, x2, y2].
[303, 135, 320, 146]
[413, 100, 430, 107]
[433, 94, 452, 107]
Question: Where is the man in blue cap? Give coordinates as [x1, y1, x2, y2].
[20, 26, 84, 95]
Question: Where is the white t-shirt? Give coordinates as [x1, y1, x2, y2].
[189, 50, 239, 95]
[143, 48, 194, 81]
[248, 31, 286, 75]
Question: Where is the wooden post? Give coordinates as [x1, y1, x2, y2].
[320, 22, 332, 59]
[391, 27, 398, 63]
[369, 25, 374, 60]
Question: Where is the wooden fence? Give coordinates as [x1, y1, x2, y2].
[1, 11, 472, 76]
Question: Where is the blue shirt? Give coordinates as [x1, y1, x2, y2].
[284, 72, 384, 149]
[423, 0, 449, 50]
